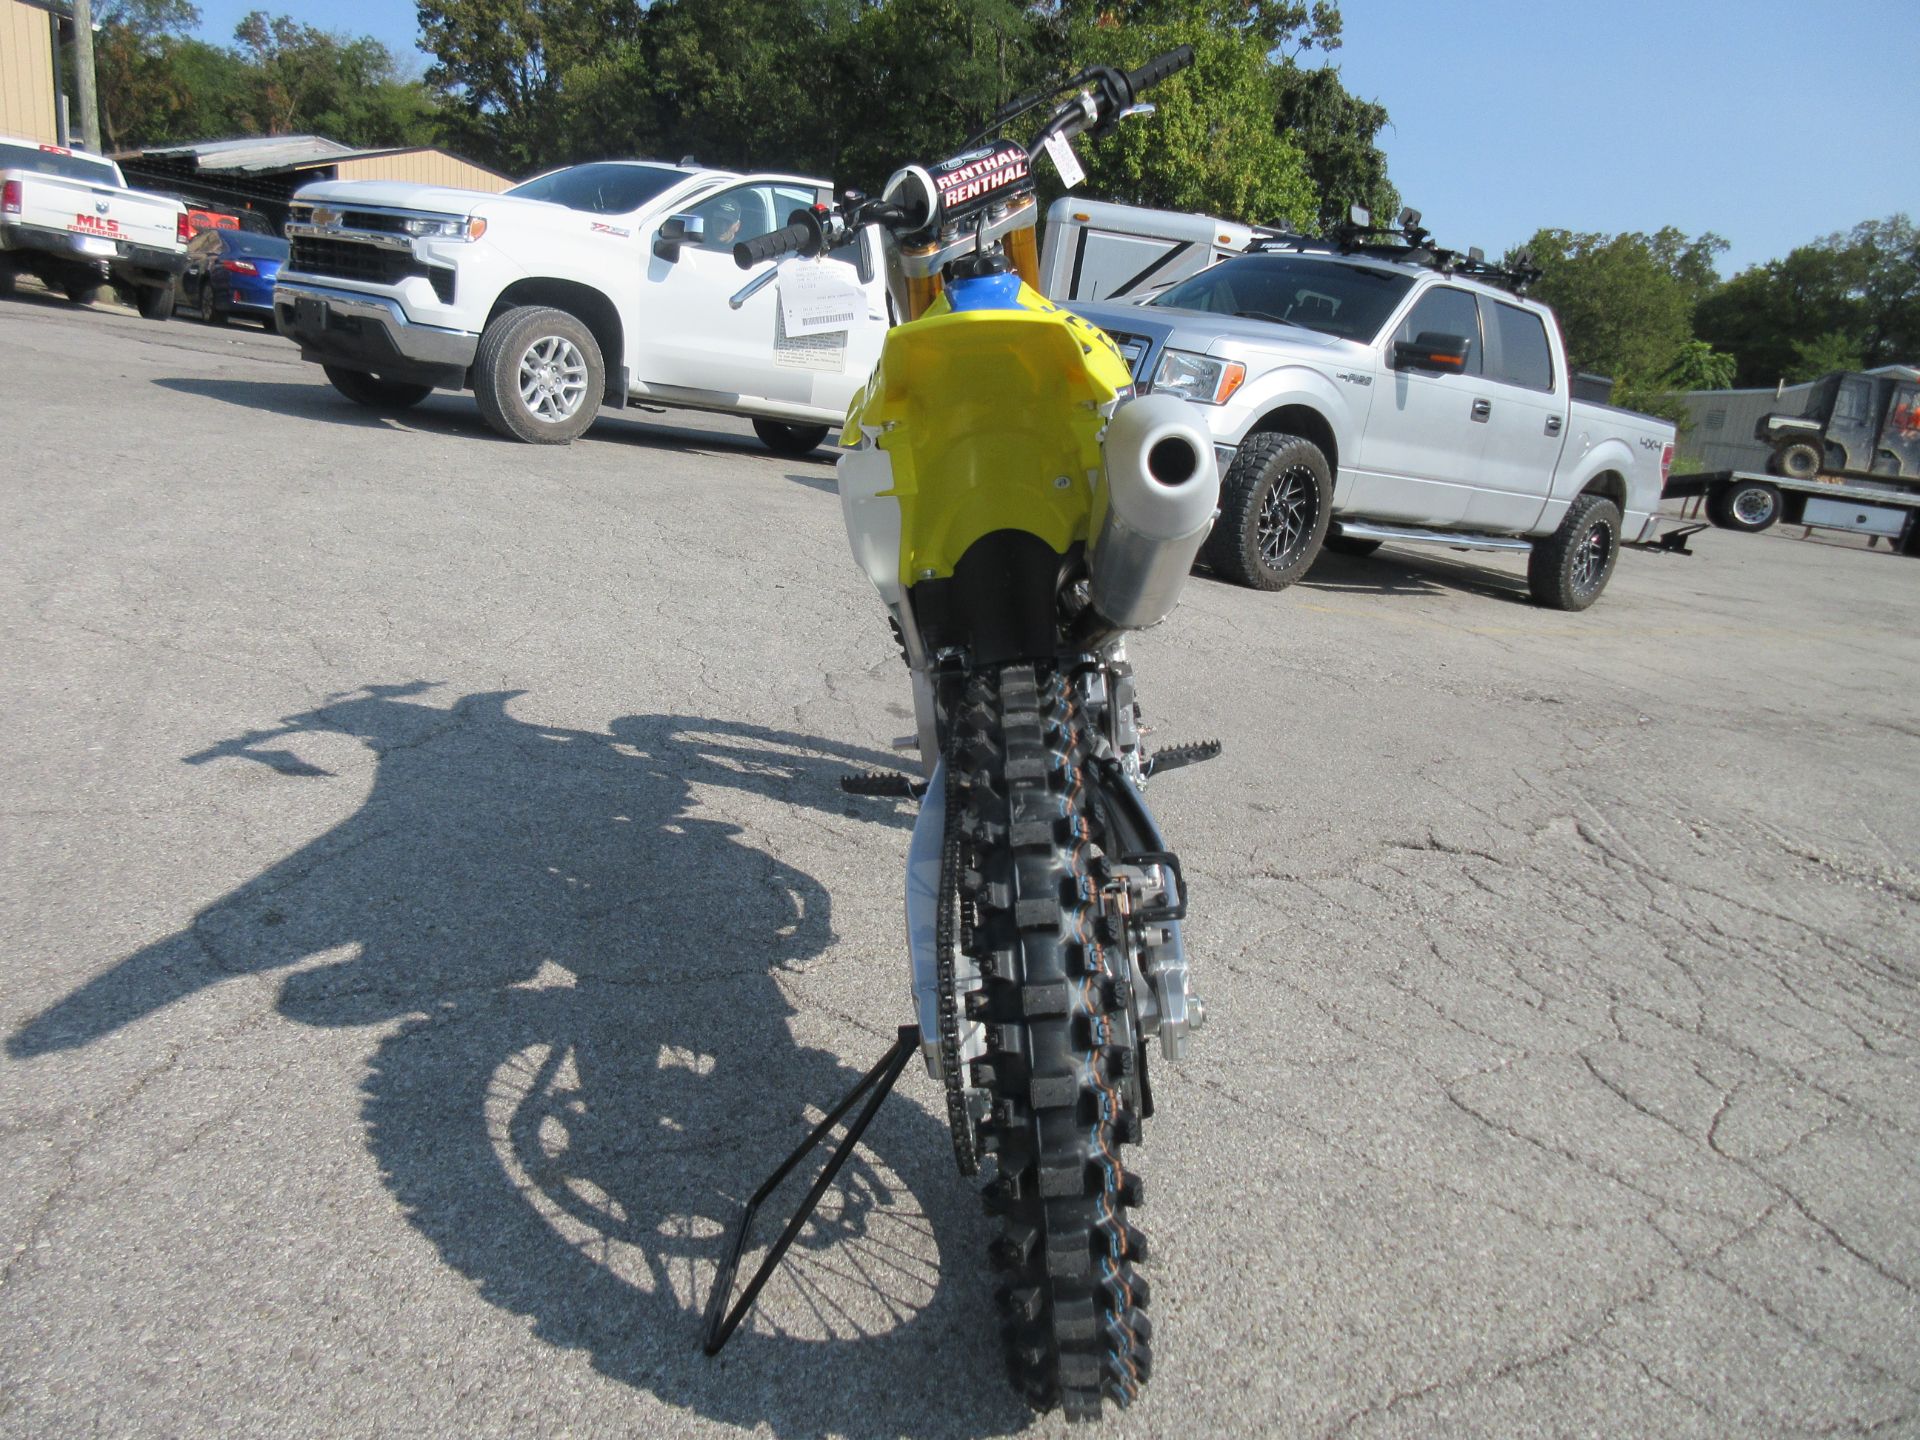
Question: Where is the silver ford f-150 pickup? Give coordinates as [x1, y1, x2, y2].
[1051, 202, 1677, 611]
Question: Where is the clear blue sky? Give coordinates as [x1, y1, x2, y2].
[191, 0, 1915, 278]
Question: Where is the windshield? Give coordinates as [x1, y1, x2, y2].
[506, 162, 685, 215]
[1150, 254, 1415, 342]
[0, 142, 120, 187]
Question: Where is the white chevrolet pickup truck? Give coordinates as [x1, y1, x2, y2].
[275, 160, 887, 450]
[0, 136, 187, 319]
[1053, 203, 1677, 610]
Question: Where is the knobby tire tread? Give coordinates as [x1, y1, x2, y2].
[954, 663, 1151, 1422]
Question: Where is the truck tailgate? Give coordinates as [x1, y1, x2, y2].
[14, 173, 180, 253]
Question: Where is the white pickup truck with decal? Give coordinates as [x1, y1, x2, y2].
[0, 135, 188, 320]
[275, 160, 888, 450]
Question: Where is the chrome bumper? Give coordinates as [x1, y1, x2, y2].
[274, 279, 477, 372]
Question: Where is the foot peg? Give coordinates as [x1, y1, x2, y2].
[1145, 740, 1221, 777]
[840, 771, 926, 799]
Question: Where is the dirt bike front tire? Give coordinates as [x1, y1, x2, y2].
[953, 662, 1153, 1421]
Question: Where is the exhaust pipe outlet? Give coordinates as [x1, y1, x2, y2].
[1088, 392, 1220, 630]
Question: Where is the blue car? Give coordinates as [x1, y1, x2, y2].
[179, 228, 289, 327]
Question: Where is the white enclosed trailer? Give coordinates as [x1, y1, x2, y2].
[1039, 198, 1259, 304]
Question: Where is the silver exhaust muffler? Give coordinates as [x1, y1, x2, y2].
[1088, 393, 1219, 630]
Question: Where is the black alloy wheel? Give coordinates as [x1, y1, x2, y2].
[1527, 491, 1621, 611]
[1202, 432, 1334, 591]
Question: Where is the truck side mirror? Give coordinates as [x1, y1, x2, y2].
[1392, 331, 1471, 375]
[653, 213, 705, 262]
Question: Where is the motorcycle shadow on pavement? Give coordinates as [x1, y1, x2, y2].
[8, 683, 1029, 1439]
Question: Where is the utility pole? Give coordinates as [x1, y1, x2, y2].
[70, 0, 102, 152]
[47, 9, 69, 145]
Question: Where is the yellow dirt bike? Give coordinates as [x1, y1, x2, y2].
[709, 47, 1216, 1421]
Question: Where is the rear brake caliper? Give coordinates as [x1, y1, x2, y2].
[1100, 852, 1204, 1062]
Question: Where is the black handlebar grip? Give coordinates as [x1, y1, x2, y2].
[733, 220, 814, 270]
[1123, 44, 1194, 100]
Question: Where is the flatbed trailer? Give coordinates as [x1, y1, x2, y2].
[1664, 468, 1920, 555]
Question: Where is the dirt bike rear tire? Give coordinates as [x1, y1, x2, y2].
[953, 663, 1152, 1420]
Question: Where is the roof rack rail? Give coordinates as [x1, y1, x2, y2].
[1245, 205, 1543, 295]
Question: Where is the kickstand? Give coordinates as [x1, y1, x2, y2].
[701, 1024, 922, 1355]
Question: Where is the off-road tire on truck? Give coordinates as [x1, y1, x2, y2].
[0, 263, 15, 298]
[752, 418, 831, 456]
[1202, 432, 1333, 591]
[473, 305, 606, 445]
[323, 365, 434, 413]
[62, 277, 101, 306]
[134, 283, 174, 321]
[954, 664, 1152, 1421]
[1706, 477, 1781, 533]
[1527, 492, 1620, 611]
[1769, 440, 1824, 482]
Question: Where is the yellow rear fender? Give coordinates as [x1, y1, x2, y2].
[849, 292, 1132, 587]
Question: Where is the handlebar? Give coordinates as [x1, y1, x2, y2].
[1121, 45, 1194, 105]
[732, 211, 826, 270]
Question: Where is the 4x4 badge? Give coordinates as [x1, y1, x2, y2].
[1335, 371, 1373, 387]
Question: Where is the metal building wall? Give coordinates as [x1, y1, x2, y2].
[1675, 383, 1815, 472]
[329, 149, 512, 193]
[0, 0, 58, 144]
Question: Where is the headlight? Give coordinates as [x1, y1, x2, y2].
[1152, 349, 1247, 405]
[402, 215, 487, 241]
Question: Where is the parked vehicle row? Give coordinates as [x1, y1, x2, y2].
[1, 130, 1692, 609]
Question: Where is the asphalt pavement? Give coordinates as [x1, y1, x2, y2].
[2, 291, 1916, 1439]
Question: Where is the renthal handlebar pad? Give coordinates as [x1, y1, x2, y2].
[1123, 44, 1194, 100]
[733, 211, 824, 269]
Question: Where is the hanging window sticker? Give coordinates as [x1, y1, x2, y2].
[1043, 131, 1086, 189]
[779, 260, 865, 338]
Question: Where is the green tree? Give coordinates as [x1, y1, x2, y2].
[1660, 338, 1736, 393]
[232, 12, 440, 147]
[90, 2, 442, 152]
[1788, 331, 1866, 381]
[824, 0, 1046, 191]
[1271, 63, 1396, 231]
[417, 0, 640, 173]
[90, 0, 202, 149]
[1040, 0, 1318, 225]
[1695, 216, 1918, 387]
[1518, 226, 1727, 416]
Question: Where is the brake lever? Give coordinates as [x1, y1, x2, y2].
[728, 260, 789, 310]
